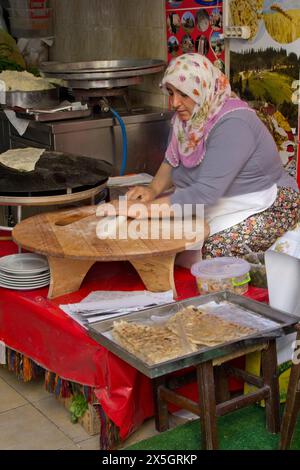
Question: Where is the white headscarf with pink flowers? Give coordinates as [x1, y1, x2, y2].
[161, 53, 250, 168]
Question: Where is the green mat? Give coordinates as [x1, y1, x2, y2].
[127, 406, 300, 451]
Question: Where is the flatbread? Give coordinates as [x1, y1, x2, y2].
[112, 306, 257, 365]
[168, 308, 256, 347]
[112, 320, 187, 365]
[0, 148, 45, 172]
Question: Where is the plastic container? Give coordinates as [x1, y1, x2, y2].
[244, 252, 267, 289]
[191, 257, 251, 295]
[7, 8, 52, 38]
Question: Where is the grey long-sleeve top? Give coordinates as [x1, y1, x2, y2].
[170, 109, 298, 207]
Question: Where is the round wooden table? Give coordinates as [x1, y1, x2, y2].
[12, 205, 207, 299]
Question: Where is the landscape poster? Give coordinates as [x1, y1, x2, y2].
[229, 0, 300, 184]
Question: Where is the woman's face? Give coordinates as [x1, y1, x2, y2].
[166, 83, 196, 121]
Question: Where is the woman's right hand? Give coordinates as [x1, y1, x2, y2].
[126, 186, 157, 202]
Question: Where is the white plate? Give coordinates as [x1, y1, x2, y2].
[0, 281, 50, 291]
[0, 272, 50, 282]
[0, 277, 50, 286]
[0, 268, 50, 278]
[0, 269, 49, 275]
[0, 278, 50, 287]
[0, 254, 49, 274]
[0, 273, 50, 282]
[0, 268, 50, 277]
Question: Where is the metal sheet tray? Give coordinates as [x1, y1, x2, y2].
[88, 291, 298, 378]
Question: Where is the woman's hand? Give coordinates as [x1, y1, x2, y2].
[126, 162, 173, 203]
[126, 185, 157, 202]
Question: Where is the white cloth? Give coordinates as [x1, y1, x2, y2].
[206, 184, 278, 236]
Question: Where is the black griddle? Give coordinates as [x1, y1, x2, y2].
[0, 151, 112, 196]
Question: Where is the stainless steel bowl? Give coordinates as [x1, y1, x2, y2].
[39, 59, 166, 91]
[39, 76, 143, 90]
[40, 59, 166, 75]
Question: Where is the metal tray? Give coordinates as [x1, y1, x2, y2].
[88, 291, 298, 378]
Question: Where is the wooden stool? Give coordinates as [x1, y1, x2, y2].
[279, 324, 300, 450]
[153, 339, 280, 450]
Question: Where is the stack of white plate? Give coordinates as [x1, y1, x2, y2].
[0, 254, 50, 290]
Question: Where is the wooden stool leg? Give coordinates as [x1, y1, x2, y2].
[197, 361, 218, 450]
[214, 365, 230, 404]
[261, 340, 280, 434]
[279, 362, 300, 450]
[130, 255, 177, 296]
[153, 377, 169, 433]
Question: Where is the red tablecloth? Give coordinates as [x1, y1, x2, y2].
[0, 235, 268, 439]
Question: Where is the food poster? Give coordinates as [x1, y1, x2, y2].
[229, 0, 300, 183]
[166, 1, 225, 73]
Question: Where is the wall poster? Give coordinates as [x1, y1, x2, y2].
[165, 0, 225, 72]
[229, 0, 300, 185]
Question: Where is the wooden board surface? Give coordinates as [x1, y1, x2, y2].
[12, 205, 207, 261]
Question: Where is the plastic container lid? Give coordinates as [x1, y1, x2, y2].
[191, 257, 250, 280]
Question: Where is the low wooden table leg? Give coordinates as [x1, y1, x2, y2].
[197, 361, 218, 450]
[261, 340, 280, 434]
[130, 255, 177, 296]
[153, 377, 169, 432]
[47, 257, 95, 299]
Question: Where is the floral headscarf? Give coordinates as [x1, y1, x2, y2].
[161, 53, 249, 168]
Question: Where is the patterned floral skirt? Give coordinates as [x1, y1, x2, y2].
[202, 187, 300, 259]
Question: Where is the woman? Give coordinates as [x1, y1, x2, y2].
[98, 53, 300, 258]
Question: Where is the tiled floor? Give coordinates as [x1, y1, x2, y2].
[0, 365, 183, 450]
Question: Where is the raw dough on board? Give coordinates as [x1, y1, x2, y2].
[0, 147, 45, 172]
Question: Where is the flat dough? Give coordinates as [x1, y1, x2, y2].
[112, 320, 187, 365]
[168, 308, 256, 347]
[0, 148, 45, 172]
[96, 215, 127, 239]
